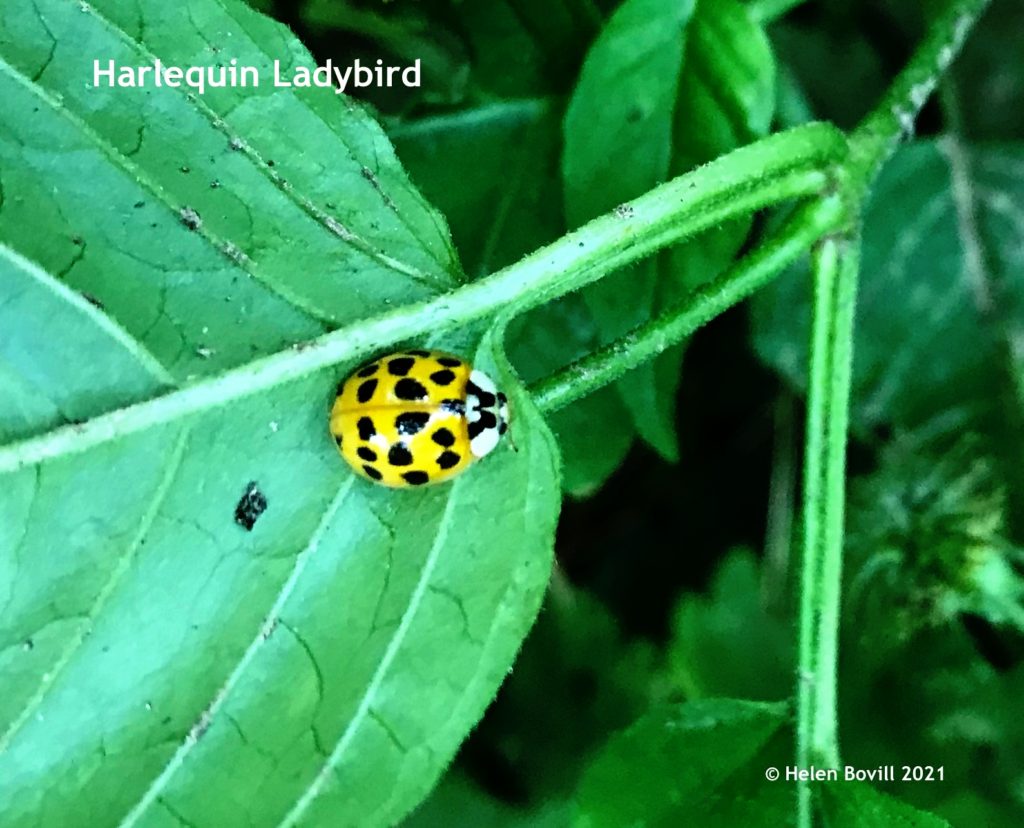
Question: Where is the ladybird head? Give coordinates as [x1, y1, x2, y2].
[466, 369, 510, 458]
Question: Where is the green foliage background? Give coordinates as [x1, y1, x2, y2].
[1, 0, 1023, 826]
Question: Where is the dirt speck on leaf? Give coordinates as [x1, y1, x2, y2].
[179, 207, 202, 230]
[234, 481, 268, 531]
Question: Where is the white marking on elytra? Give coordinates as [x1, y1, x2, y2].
[470, 425, 500, 458]
[469, 369, 497, 395]
[466, 369, 506, 458]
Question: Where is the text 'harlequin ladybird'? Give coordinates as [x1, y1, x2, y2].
[330, 349, 510, 487]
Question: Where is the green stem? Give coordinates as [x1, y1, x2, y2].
[0, 124, 845, 474]
[532, 195, 846, 413]
[796, 235, 859, 828]
[846, 0, 991, 195]
[792, 7, 991, 825]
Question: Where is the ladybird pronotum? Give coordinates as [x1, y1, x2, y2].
[329, 349, 510, 487]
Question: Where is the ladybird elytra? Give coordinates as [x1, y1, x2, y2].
[330, 349, 510, 487]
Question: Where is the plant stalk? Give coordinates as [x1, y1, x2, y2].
[0, 124, 845, 474]
[846, 0, 991, 196]
[531, 195, 846, 413]
[793, 5, 990, 824]
[796, 235, 859, 828]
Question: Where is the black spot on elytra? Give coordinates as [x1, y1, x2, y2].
[357, 416, 376, 440]
[357, 362, 379, 378]
[234, 481, 267, 531]
[387, 357, 415, 376]
[406, 349, 431, 357]
[357, 379, 378, 403]
[437, 356, 462, 367]
[394, 378, 428, 401]
[334, 434, 343, 447]
[432, 428, 455, 447]
[441, 399, 465, 416]
[357, 447, 377, 462]
[437, 451, 461, 469]
[363, 464, 383, 481]
[396, 412, 430, 436]
[335, 380, 346, 396]
[467, 381, 496, 408]
[388, 444, 414, 466]
[430, 369, 456, 386]
[402, 471, 430, 485]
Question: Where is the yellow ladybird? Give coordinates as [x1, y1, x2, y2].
[330, 349, 510, 487]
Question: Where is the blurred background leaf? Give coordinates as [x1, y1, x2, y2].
[563, 0, 776, 459]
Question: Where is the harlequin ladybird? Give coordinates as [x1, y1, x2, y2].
[329, 349, 510, 487]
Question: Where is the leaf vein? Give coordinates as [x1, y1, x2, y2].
[275, 478, 462, 827]
[115, 477, 356, 828]
[0, 53, 336, 327]
[82, 0, 454, 291]
[0, 426, 190, 753]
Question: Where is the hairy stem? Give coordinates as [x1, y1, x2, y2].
[532, 195, 846, 413]
[792, 6, 991, 824]
[797, 235, 859, 828]
[0, 124, 845, 474]
[846, 0, 991, 195]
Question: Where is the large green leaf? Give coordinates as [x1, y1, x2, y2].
[0, 0, 460, 380]
[389, 99, 633, 495]
[563, 0, 775, 458]
[752, 139, 1024, 530]
[753, 140, 1024, 431]
[0, 1, 561, 825]
[574, 698, 788, 827]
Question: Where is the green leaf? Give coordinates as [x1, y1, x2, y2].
[563, 0, 775, 458]
[0, 1, 561, 825]
[0, 246, 172, 443]
[820, 781, 951, 828]
[389, 98, 561, 281]
[390, 99, 633, 494]
[0, 273, 560, 827]
[669, 549, 794, 701]
[949, 1, 1024, 141]
[753, 140, 1024, 431]
[757, 136, 1024, 536]
[574, 698, 788, 827]
[0, 0, 460, 382]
